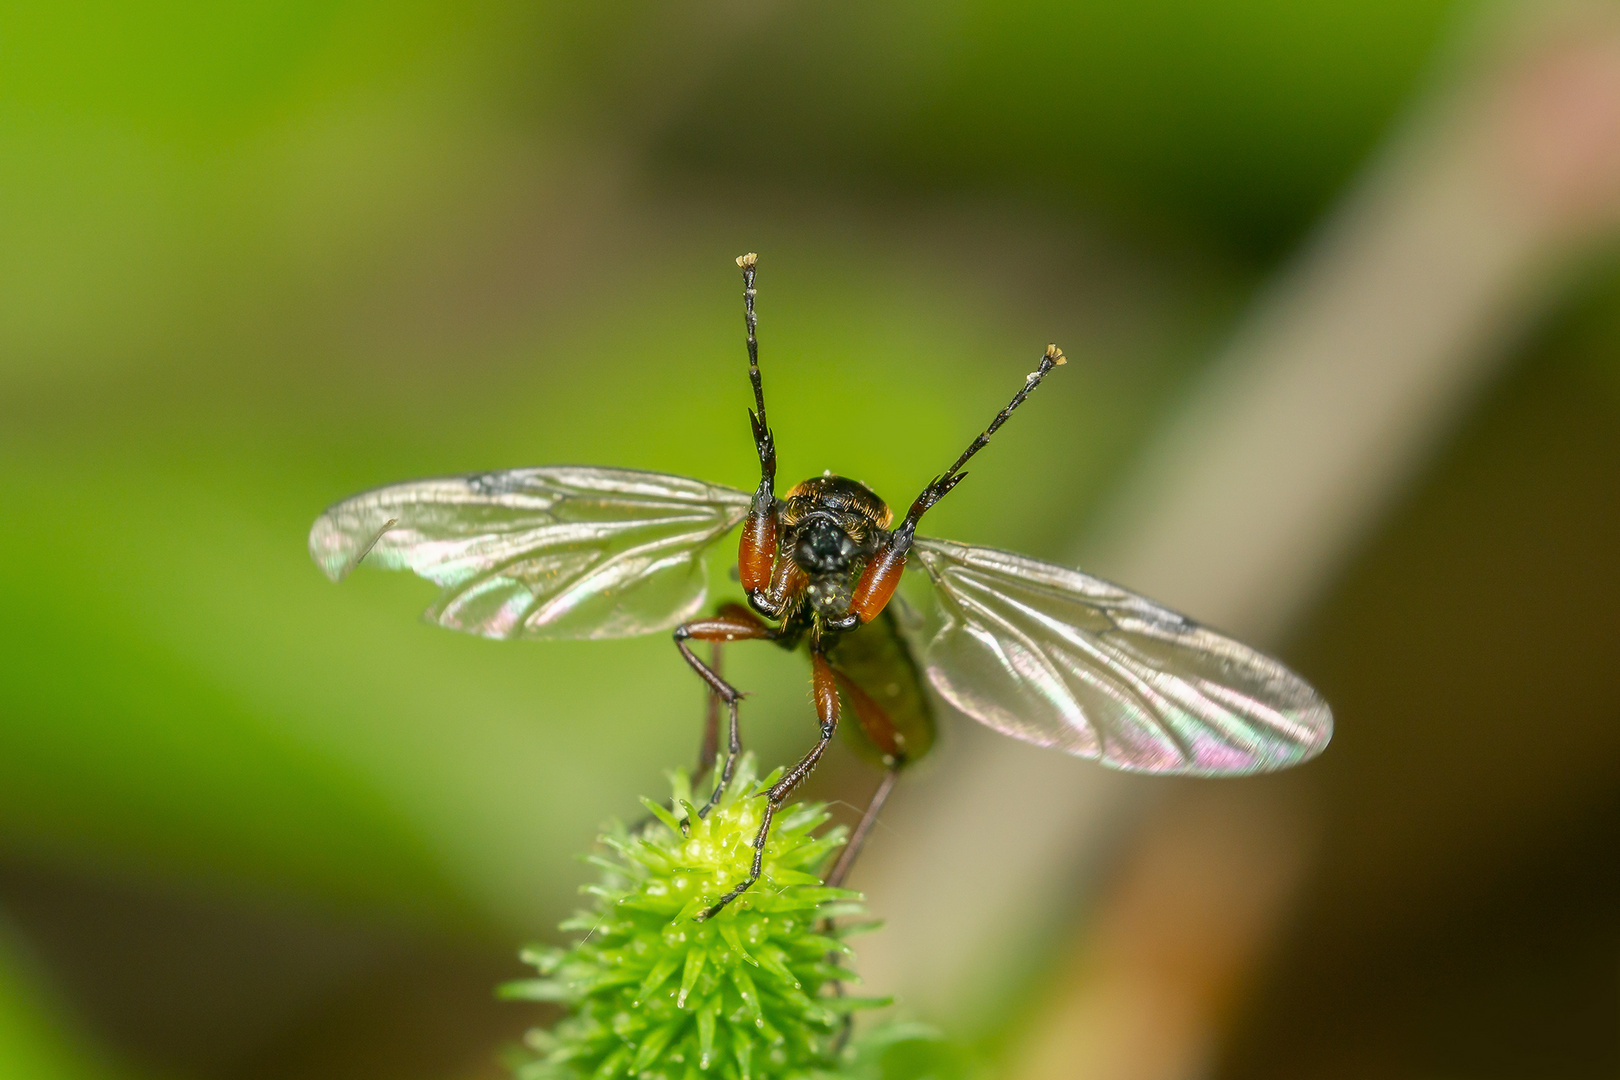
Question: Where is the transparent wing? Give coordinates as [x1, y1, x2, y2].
[309, 466, 752, 640]
[906, 537, 1332, 775]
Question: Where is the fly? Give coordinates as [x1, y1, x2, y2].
[308, 254, 1333, 918]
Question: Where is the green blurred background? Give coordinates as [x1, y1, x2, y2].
[2, 1, 1617, 1078]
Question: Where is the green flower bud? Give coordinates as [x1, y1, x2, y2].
[502, 756, 890, 1080]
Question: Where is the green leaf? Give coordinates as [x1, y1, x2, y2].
[765, 868, 824, 886]
[696, 998, 718, 1068]
[630, 1020, 682, 1072]
[821, 994, 894, 1013]
[519, 945, 565, 973]
[636, 953, 682, 999]
[732, 1027, 754, 1080]
[497, 979, 571, 1002]
[718, 920, 757, 967]
[637, 796, 683, 834]
[730, 966, 763, 1025]
[677, 946, 707, 1009]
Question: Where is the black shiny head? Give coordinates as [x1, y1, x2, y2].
[780, 474, 891, 578]
[793, 516, 860, 574]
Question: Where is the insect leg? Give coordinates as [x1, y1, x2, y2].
[631, 650, 726, 840]
[822, 670, 908, 886]
[820, 766, 899, 1055]
[844, 343, 1066, 626]
[691, 641, 723, 789]
[735, 254, 783, 606]
[633, 636, 732, 838]
[673, 603, 776, 818]
[825, 767, 900, 890]
[698, 649, 841, 920]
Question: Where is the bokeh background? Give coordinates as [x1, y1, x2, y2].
[2, 1, 1618, 1078]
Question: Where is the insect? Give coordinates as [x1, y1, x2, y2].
[309, 253, 1333, 918]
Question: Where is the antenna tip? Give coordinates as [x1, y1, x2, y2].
[1045, 343, 1067, 366]
[736, 252, 758, 269]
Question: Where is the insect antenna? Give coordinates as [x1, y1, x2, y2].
[737, 253, 774, 484]
[893, 343, 1066, 548]
[735, 253, 783, 602]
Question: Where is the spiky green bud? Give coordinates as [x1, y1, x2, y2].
[502, 756, 889, 1080]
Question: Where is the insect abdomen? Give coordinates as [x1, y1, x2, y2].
[826, 609, 936, 768]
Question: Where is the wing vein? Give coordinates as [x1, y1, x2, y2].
[906, 536, 1332, 775]
[308, 466, 751, 641]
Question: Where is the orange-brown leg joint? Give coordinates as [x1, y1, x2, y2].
[834, 671, 908, 764]
[849, 546, 906, 623]
[738, 509, 778, 593]
[678, 608, 771, 642]
[763, 551, 808, 608]
[811, 652, 840, 731]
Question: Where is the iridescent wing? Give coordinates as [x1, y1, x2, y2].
[905, 537, 1332, 775]
[308, 466, 752, 640]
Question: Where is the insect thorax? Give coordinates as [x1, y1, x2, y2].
[781, 474, 892, 534]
